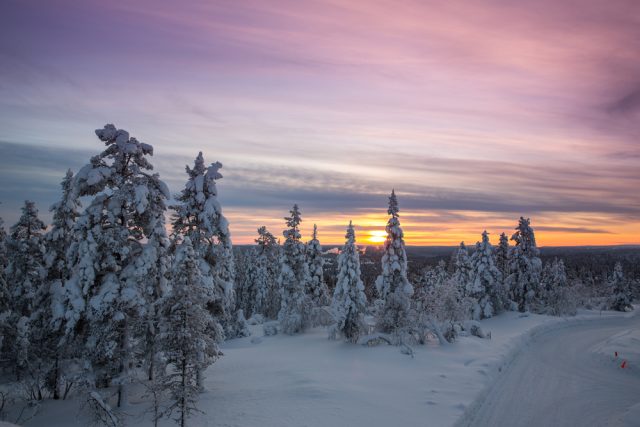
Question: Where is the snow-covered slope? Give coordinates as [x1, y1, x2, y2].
[15, 310, 635, 427]
[187, 310, 633, 427]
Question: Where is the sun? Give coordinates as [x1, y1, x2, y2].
[367, 230, 387, 244]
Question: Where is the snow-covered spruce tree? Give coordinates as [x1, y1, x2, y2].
[132, 214, 172, 381]
[234, 247, 254, 318]
[45, 170, 81, 285]
[277, 205, 312, 334]
[65, 124, 171, 406]
[29, 170, 82, 399]
[0, 216, 9, 376]
[495, 232, 510, 281]
[452, 242, 472, 299]
[306, 224, 329, 307]
[0, 216, 9, 317]
[170, 152, 246, 339]
[330, 221, 367, 343]
[254, 226, 281, 319]
[414, 260, 449, 307]
[159, 237, 223, 427]
[4, 201, 46, 380]
[541, 258, 576, 315]
[507, 217, 542, 312]
[468, 231, 505, 319]
[608, 262, 632, 312]
[434, 260, 450, 287]
[236, 226, 280, 320]
[375, 190, 413, 335]
[7, 201, 47, 318]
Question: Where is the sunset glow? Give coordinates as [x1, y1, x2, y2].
[367, 230, 387, 244]
[1, 0, 639, 247]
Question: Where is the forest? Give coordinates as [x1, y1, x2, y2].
[0, 125, 637, 426]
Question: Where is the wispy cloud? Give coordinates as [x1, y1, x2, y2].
[1, 0, 639, 244]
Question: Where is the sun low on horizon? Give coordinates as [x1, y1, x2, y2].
[366, 230, 387, 244]
[1, 0, 639, 247]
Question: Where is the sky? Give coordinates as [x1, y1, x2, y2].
[1, 0, 639, 246]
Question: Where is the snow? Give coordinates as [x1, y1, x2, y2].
[9, 309, 636, 427]
[590, 327, 640, 368]
[202, 310, 636, 427]
[457, 308, 639, 427]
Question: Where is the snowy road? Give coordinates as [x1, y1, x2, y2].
[459, 314, 640, 427]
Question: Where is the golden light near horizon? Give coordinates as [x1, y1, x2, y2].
[367, 229, 387, 244]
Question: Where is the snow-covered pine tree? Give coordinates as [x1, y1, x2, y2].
[541, 258, 567, 296]
[330, 221, 367, 343]
[159, 237, 223, 427]
[29, 170, 82, 399]
[277, 205, 312, 334]
[453, 242, 472, 299]
[4, 201, 46, 380]
[0, 215, 8, 364]
[45, 170, 81, 285]
[7, 201, 47, 317]
[468, 231, 505, 319]
[0, 216, 8, 314]
[254, 226, 281, 319]
[375, 190, 413, 335]
[131, 214, 172, 381]
[65, 124, 171, 406]
[170, 152, 245, 338]
[236, 226, 280, 320]
[608, 262, 632, 312]
[414, 260, 449, 304]
[306, 224, 329, 307]
[495, 232, 510, 280]
[507, 217, 543, 312]
[234, 247, 254, 318]
[541, 258, 577, 315]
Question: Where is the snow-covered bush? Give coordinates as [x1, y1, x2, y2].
[263, 321, 279, 336]
[83, 391, 121, 427]
[416, 277, 471, 343]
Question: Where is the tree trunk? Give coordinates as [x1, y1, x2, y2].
[53, 357, 60, 400]
[117, 318, 130, 408]
[196, 368, 203, 391]
[148, 356, 155, 381]
[181, 358, 187, 427]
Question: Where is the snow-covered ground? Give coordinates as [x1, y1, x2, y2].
[13, 309, 637, 427]
[457, 309, 640, 427]
[591, 328, 640, 367]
